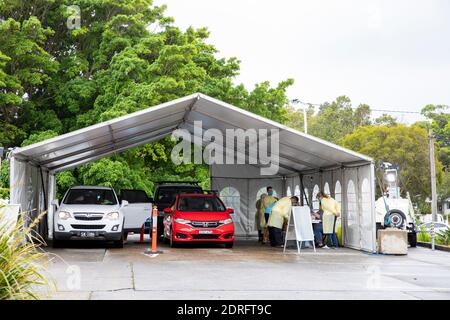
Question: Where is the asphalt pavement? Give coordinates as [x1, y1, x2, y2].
[38, 235, 450, 300]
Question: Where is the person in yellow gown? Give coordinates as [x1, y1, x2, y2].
[267, 196, 299, 247]
[261, 187, 277, 244]
[255, 194, 266, 242]
[318, 191, 341, 249]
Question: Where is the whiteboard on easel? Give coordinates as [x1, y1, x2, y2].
[284, 206, 315, 253]
[292, 206, 315, 241]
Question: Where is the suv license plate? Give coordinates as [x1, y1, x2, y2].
[199, 230, 213, 234]
[80, 231, 96, 237]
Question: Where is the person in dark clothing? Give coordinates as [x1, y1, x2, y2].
[311, 209, 323, 247]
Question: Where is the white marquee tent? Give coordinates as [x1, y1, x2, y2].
[9, 93, 377, 252]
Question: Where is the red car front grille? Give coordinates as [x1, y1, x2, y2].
[189, 221, 221, 228]
[191, 234, 220, 240]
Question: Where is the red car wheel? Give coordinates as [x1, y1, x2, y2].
[170, 227, 178, 248]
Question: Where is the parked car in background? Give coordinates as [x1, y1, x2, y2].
[163, 193, 235, 248]
[119, 189, 153, 238]
[420, 214, 446, 224]
[420, 222, 449, 234]
[53, 186, 151, 248]
[153, 181, 203, 237]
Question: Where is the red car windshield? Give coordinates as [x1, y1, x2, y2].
[177, 196, 226, 212]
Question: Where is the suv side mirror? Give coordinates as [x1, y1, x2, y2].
[226, 208, 234, 215]
[163, 207, 172, 214]
[121, 200, 129, 207]
[51, 199, 59, 208]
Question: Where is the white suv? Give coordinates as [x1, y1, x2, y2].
[53, 186, 128, 248]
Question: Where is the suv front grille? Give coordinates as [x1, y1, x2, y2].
[189, 221, 221, 228]
[71, 224, 105, 230]
[73, 212, 104, 221]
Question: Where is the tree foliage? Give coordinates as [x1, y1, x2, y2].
[0, 0, 447, 208]
[341, 124, 443, 200]
[420, 104, 450, 169]
[0, 0, 293, 196]
[304, 96, 371, 144]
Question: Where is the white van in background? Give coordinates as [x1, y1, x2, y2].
[119, 189, 153, 239]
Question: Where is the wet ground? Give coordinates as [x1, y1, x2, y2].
[38, 235, 450, 300]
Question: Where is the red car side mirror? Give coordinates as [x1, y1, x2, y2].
[163, 207, 172, 214]
[226, 208, 234, 215]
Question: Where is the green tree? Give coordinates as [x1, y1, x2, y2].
[341, 124, 443, 201]
[309, 96, 371, 144]
[0, 0, 293, 196]
[420, 104, 450, 169]
[374, 113, 397, 127]
[438, 170, 450, 203]
[0, 15, 58, 147]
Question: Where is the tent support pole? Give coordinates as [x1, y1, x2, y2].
[300, 174, 310, 207]
[39, 167, 47, 211]
[39, 166, 49, 240]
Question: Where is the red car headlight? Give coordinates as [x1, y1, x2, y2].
[220, 218, 233, 225]
[174, 218, 191, 225]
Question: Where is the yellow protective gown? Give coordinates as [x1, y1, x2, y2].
[255, 198, 264, 231]
[261, 195, 277, 229]
[321, 197, 341, 234]
[267, 197, 292, 229]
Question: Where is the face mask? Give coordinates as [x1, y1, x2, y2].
[268, 191, 273, 196]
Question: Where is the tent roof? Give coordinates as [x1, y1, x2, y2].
[11, 93, 372, 175]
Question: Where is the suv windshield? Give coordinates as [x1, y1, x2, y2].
[155, 187, 202, 206]
[177, 196, 226, 212]
[64, 189, 117, 205]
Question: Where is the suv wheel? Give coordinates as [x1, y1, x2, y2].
[113, 233, 124, 248]
[52, 239, 62, 248]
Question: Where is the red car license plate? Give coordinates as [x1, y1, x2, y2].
[199, 230, 213, 234]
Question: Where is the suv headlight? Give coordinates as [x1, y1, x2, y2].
[220, 218, 233, 225]
[106, 212, 120, 220]
[58, 211, 71, 220]
[174, 218, 191, 225]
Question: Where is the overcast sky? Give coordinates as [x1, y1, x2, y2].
[154, 0, 450, 123]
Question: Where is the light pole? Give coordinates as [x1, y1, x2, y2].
[291, 99, 308, 134]
[429, 129, 438, 251]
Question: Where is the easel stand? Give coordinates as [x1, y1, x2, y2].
[283, 206, 316, 254]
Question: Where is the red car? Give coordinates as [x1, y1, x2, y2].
[162, 193, 235, 248]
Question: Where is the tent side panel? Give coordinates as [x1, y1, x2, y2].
[10, 158, 41, 229]
[9, 157, 31, 213]
[343, 164, 376, 252]
[359, 163, 377, 252]
[344, 167, 361, 249]
[211, 177, 249, 237]
[302, 173, 321, 211]
[211, 163, 285, 238]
